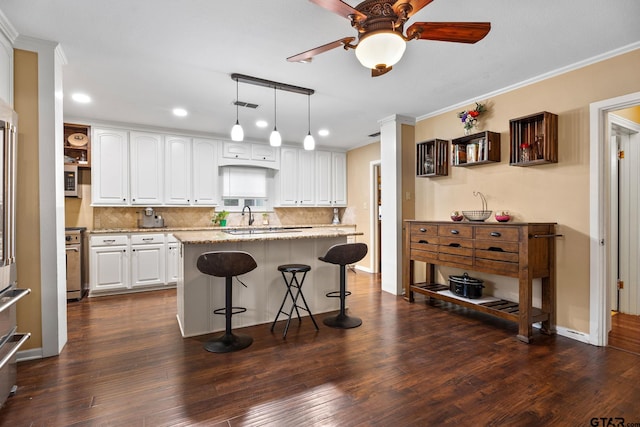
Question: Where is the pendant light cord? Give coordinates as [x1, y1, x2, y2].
[273, 87, 278, 130]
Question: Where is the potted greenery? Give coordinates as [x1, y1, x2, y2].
[213, 210, 229, 227]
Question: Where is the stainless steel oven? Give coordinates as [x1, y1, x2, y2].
[65, 228, 86, 300]
[0, 100, 31, 408]
[64, 164, 80, 197]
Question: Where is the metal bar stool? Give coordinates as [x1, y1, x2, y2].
[271, 264, 319, 338]
[196, 251, 257, 353]
[319, 242, 368, 329]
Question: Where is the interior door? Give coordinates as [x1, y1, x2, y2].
[616, 125, 640, 315]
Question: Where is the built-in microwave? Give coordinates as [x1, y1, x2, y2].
[64, 164, 81, 198]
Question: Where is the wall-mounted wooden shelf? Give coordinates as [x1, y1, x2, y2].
[451, 131, 500, 167]
[509, 112, 558, 166]
[416, 139, 448, 177]
[64, 123, 91, 168]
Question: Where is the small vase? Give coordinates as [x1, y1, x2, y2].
[520, 147, 531, 163]
[464, 127, 472, 136]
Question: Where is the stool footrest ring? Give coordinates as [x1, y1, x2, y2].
[213, 306, 247, 316]
[325, 290, 351, 298]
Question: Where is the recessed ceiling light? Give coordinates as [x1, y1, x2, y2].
[172, 108, 188, 117]
[318, 129, 329, 137]
[71, 93, 91, 103]
[256, 120, 268, 128]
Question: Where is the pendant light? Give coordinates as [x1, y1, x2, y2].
[303, 93, 315, 150]
[230, 78, 244, 141]
[269, 87, 282, 147]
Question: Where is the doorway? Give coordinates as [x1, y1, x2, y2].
[370, 160, 381, 273]
[589, 91, 640, 348]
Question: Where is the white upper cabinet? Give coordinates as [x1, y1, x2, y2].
[130, 132, 164, 205]
[316, 150, 347, 206]
[191, 138, 219, 205]
[279, 147, 315, 206]
[164, 135, 192, 205]
[219, 141, 280, 169]
[92, 128, 130, 205]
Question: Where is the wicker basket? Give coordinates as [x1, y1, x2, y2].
[462, 210, 492, 222]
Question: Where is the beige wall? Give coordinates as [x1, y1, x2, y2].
[346, 142, 380, 270]
[14, 49, 42, 350]
[411, 48, 640, 334]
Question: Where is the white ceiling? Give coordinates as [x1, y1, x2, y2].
[1, 0, 639, 150]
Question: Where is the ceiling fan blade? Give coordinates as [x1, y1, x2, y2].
[393, 0, 435, 18]
[309, 0, 367, 21]
[407, 22, 491, 43]
[372, 66, 392, 78]
[287, 37, 355, 63]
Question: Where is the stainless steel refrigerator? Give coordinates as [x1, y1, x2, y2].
[0, 100, 31, 407]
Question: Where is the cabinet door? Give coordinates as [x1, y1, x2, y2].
[130, 132, 164, 205]
[298, 150, 316, 205]
[315, 150, 332, 206]
[92, 128, 129, 205]
[332, 151, 347, 206]
[167, 242, 179, 284]
[279, 147, 299, 205]
[131, 243, 166, 287]
[251, 144, 277, 162]
[192, 138, 219, 205]
[90, 245, 129, 292]
[165, 135, 191, 205]
[222, 141, 250, 159]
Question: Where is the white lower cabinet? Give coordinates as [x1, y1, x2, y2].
[90, 235, 129, 293]
[90, 233, 176, 295]
[130, 234, 166, 287]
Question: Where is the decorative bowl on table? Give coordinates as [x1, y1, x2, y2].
[462, 210, 492, 222]
[495, 211, 511, 222]
[450, 211, 464, 222]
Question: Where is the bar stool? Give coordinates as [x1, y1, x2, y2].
[271, 264, 319, 338]
[196, 251, 257, 353]
[319, 242, 368, 329]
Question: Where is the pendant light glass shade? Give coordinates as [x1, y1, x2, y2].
[230, 78, 244, 141]
[270, 88, 281, 147]
[355, 31, 406, 69]
[303, 94, 315, 150]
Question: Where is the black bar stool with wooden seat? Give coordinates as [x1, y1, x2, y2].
[196, 251, 257, 353]
[319, 242, 368, 329]
[271, 264, 319, 338]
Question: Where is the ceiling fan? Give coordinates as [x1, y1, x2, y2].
[287, 0, 491, 77]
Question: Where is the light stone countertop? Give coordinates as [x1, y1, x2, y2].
[88, 223, 355, 234]
[173, 226, 362, 244]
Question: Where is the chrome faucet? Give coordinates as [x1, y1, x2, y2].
[242, 205, 254, 226]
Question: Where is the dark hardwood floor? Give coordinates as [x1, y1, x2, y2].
[609, 312, 640, 355]
[1, 272, 639, 426]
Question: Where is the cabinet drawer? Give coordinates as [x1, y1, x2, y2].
[411, 248, 438, 263]
[474, 258, 519, 276]
[438, 252, 473, 266]
[438, 237, 473, 250]
[473, 226, 520, 242]
[410, 235, 439, 249]
[438, 224, 473, 238]
[475, 239, 519, 253]
[90, 235, 128, 246]
[475, 248, 519, 263]
[410, 223, 438, 237]
[131, 234, 165, 245]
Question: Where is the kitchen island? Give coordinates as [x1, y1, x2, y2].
[173, 226, 363, 337]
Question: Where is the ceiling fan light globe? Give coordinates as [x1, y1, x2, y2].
[355, 31, 406, 70]
[270, 129, 282, 147]
[304, 133, 315, 150]
[231, 122, 244, 141]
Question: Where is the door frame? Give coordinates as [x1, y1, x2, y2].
[589, 91, 640, 346]
[369, 160, 381, 273]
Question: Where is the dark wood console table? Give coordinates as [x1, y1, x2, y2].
[403, 220, 558, 343]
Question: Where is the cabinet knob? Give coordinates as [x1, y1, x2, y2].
[419, 228, 426, 232]
[450, 229, 459, 235]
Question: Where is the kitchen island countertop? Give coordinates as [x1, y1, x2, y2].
[87, 224, 357, 234]
[173, 226, 361, 244]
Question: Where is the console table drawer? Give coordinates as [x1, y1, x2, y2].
[410, 223, 438, 236]
[475, 258, 519, 276]
[439, 252, 473, 266]
[411, 248, 438, 263]
[438, 224, 473, 238]
[475, 239, 519, 254]
[475, 248, 519, 263]
[474, 226, 520, 242]
[411, 237, 439, 253]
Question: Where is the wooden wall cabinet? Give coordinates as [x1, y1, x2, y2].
[416, 139, 448, 177]
[509, 111, 558, 166]
[451, 131, 500, 167]
[64, 123, 91, 168]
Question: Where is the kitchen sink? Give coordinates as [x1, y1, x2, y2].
[223, 226, 310, 235]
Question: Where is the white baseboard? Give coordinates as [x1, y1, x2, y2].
[17, 347, 43, 362]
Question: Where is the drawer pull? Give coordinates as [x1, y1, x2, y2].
[488, 246, 504, 252]
[103, 239, 116, 243]
[448, 243, 461, 248]
[450, 230, 459, 235]
[418, 240, 429, 244]
[419, 228, 426, 232]
[490, 232, 502, 237]
[142, 238, 154, 241]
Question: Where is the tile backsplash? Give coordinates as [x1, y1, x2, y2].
[92, 206, 351, 229]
